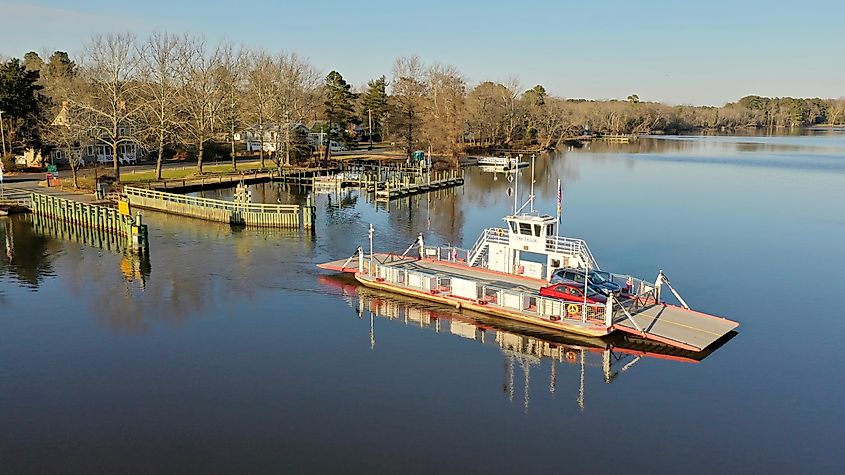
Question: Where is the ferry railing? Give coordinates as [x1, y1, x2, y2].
[423, 245, 470, 264]
[545, 235, 599, 270]
[607, 273, 656, 298]
[372, 261, 610, 327]
[467, 228, 509, 267]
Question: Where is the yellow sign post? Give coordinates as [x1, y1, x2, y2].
[118, 200, 131, 216]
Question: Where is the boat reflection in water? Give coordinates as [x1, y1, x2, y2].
[320, 274, 732, 412]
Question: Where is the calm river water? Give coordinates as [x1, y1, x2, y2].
[2, 132, 844, 473]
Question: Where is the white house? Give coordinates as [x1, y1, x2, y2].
[235, 123, 311, 153]
[50, 102, 142, 166]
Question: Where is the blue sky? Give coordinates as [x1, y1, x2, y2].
[1, 0, 842, 105]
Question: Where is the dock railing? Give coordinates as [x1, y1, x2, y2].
[124, 186, 313, 229]
[29, 192, 148, 253]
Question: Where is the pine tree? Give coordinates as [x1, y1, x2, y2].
[322, 70, 353, 159]
[361, 75, 388, 143]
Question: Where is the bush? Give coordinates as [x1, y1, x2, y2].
[1, 153, 16, 173]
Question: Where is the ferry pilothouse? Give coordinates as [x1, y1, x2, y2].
[319, 158, 739, 353]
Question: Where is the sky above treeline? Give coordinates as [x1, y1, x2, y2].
[1, 0, 843, 106]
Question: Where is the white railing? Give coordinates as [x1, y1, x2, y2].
[423, 245, 470, 263]
[545, 235, 599, 270]
[124, 186, 301, 214]
[367, 259, 610, 328]
[467, 228, 510, 267]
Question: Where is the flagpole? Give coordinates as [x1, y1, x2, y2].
[556, 178, 562, 239]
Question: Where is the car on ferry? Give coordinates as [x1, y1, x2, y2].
[550, 267, 622, 296]
[539, 281, 607, 304]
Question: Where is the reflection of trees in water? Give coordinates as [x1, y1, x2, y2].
[0, 216, 58, 288]
[6, 207, 314, 334]
[85, 209, 314, 334]
[384, 187, 465, 247]
[583, 135, 845, 155]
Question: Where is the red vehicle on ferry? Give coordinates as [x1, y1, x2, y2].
[538, 281, 607, 304]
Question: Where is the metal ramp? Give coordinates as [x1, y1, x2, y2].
[612, 303, 738, 352]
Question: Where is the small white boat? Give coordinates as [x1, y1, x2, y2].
[476, 156, 528, 169]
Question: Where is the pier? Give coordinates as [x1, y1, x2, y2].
[276, 161, 465, 201]
[28, 192, 149, 254]
[373, 169, 464, 201]
[124, 186, 315, 229]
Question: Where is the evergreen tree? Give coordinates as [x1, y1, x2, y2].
[361, 75, 388, 142]
[322, 70, 353, 158]
[46, 51, 77, 79]
[0, 58, 47, 153]
[23, 52, 43, 72]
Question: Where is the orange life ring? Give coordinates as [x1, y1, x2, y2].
[565, 351, 577, 362]
[566, 304, 579, 317]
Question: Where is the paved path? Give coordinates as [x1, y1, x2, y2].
[1, 177, 98, 204]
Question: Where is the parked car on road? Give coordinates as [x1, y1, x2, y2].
[539, 281, 607, 304]
[330, 141, 348, 152]
[550, 267, 622, 296]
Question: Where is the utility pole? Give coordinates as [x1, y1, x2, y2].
[367, 109, 373, 150]
[284, 111, 290, 168]
[0, 110, 6, 156]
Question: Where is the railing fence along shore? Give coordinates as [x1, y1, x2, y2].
[123, 186, 314, 229]
[29, 192, 149, 253]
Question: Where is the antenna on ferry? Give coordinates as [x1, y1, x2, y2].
[512, 161, 519, 215]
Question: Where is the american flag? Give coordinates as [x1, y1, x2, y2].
[556, 179, 562, 222]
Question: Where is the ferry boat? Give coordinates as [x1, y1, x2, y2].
[318, 166, 739, 353]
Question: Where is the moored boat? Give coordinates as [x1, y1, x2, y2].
[476, 156, 528, 169]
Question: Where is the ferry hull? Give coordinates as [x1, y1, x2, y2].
[354, 273, 611, 338]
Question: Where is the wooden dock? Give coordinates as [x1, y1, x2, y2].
[123, 186, 314, 229]
[274, 162, 465, 201]
[28, 192, 148, 253]
[374, 170, 464, 201]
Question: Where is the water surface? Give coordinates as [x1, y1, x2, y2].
[2, 132, 844, 474]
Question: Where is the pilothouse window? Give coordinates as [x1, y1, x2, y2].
[534, 224, 541, 237]
[509, 221, 518, 233]
[518, 223, 533, 235]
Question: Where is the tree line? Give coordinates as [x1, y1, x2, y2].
[2, 32, 844, 183]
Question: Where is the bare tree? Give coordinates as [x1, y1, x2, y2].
[45, 101, 90, 188]
[466, 81, 509, 146]
[137, 32, 182, 179]
[424, 63, 465, 162]
[74, 33, 141, 182]
[176, 37, 227, 174]
[242, 50, 276, 169]
[501, 75, 522, 144]
[268, 52, 321, 168]
[217, 42, 246, 170]
[390, 56, 428, 159]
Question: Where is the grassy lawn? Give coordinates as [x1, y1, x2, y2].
[119, 161, 267, 183]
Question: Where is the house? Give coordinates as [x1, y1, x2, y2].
[48, 102, 143, 166]
[235, 123, 311, 154]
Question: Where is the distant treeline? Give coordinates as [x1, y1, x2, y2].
[1, 32, 844, 180]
